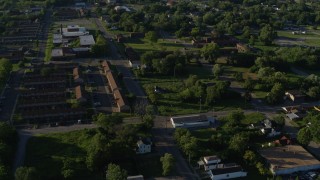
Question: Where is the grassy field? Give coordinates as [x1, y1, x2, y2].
[125, 38, 187, 55]
[25, 129, 161, 179]
[242, 112, 265, 125]
[276, 30, 320, 47]
[25, 129, 102, 180]
[44, 33, 53, 62]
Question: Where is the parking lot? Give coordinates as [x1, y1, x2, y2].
[86, 66, 114, 113]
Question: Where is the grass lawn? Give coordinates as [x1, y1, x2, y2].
[44, 33, 53, 62]
[125, 38, 187, 55]
[242, 112, 265, 125]
[25, 129, 104, 180]
[191, 128, 215, 141]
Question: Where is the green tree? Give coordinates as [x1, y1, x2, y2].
[0, 58, 12, 75]
[203, 12, 215, 25]
[226, 110, 245, 127]
[297, 127, 312, 146]
[190, 27, 200, 38]
[142, 114, 154, 130]
[259, 24, 277, 45]
[0, 122, 17, 145]
[266, 83, 285, 104]
[106, 163, 127, 180]
[160, 153, 175, 176]
[243, 150, 257, 166]
[307, 86, 320, 99]
[229, 133, 249, 154]
[212, 64, 223, 77]
[15, 166, 39, 180]
[243, 77, 255, 91]
[94, 113, 123, 133]
[242, 26, 250, 38]
[256, 162, 268, 175]
[145, 31, 158, 43]
[91, 35, 108, 57]
[201, 43, 220, 64]
[0, 165, 9, 180]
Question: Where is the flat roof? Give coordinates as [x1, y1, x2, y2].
[51, 49, 63, 57]
[127, 175, 144, 180]
[204, 156, 220, 162]
[171, 114, 207, 123]
[79, 35, 95, 46]
[259, 145, 320, 171]
[211, 165, 243, 175]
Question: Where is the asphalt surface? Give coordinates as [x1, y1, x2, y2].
[153, 116, 200, 180]
[0, 69, 24, 123]
[86, 66, 113, 113]
[37, 9, 52, 61]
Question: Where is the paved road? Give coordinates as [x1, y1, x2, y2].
[0, 69, 24, 123]
[93, 18, 147, 98]
[153, 116, 200, 180]
[87, 66, 113, 113]
[37, 9, 52, 61]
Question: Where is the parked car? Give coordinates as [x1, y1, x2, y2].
[94, 102, 101, 106]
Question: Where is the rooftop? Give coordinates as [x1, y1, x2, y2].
[51, 49, 63, 57]
[259, 145, 320, 171]
[79, 35, 95, 46]
[171, 114, 208, 123]
[204, 156, 220, 162]
[211, 164, 243, 175]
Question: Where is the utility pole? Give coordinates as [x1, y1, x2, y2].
[199, 96, 202, 113]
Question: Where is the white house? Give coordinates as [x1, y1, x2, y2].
[136, 138, 152, 154]
[198, 156, 222, 171]
[207, 164, 247, 180]
[261, 128, 281, 137]
[62, 25, 89, 38]
[170, 114, 212, 128]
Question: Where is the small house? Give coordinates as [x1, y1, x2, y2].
[207, 163, 247, 180]
[136, 138, 152, 154]
[198, 156, 222, 171]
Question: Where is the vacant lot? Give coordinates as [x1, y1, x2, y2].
[276, 30, 320, 47]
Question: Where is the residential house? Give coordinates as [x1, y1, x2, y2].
[53, 34, 63, 45]
[259, 145, 320, 175]
[136, 138, 152, 154]
[236, 43, 250, 53]
[170, 114, 212, 128]
[113, 89, 130, 112]
[207, 163, 247, 180]
[79, 35, 95, 47]
[62, 25, 89, 38]
[102, 60, 129, 112]
[51, 47, 76, 60]
[198, 156, 222, 171]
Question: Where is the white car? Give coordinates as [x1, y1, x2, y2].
[93, 102, 101, 106]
